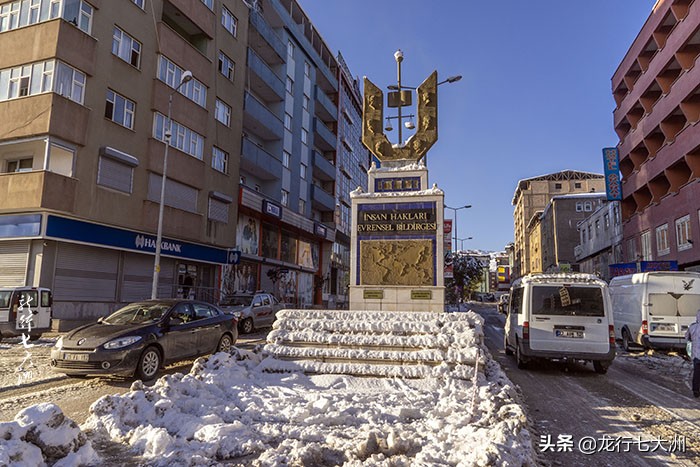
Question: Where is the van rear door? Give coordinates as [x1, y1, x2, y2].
[649, 275, 700, 340]
[529, 284, 609, 354]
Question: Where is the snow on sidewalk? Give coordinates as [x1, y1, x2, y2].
[0, 310, 537, 466]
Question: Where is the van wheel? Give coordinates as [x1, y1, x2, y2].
[622, 329, 632, 352]
[593, 361, 609, 374]
[504, 335, 514, 356]
[515, 341, 527, 369]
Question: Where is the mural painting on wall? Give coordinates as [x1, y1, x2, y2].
[237, 215, 259, 256]
[278, 270, 297, 305]
[298, 240, 314, 269]
[221, 260, 258, 297]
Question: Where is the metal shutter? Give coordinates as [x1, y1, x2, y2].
[97, 156, 133, 193]
[0, 240, 29, 287]
[120, 253, 176, 301]
[148, 173, 198, 213]
[208, 198, 229, 223]
[54, 243, 118, 301]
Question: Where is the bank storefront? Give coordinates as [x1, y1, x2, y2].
[0, 213, 239, 329]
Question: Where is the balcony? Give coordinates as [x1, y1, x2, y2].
[241, 137, 282, 180]
[314, 85, 337, 122]
[0, 171, 77, 213]
[313, 118, 337, 152]
[311, 184, 335, 212]
[163, 0, 215, 45]
[312, 150, 335, 181]
[243, 92, 283, 141]
[249, 9, 285, 65]
[247, 48, 285, 103]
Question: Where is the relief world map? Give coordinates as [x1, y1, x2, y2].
[360, 239, 434, 286]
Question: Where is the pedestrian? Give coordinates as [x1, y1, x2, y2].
[686, 309, 700, 398]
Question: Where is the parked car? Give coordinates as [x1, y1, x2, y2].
[0, 287, 53, 341]
[609, 271, 700, 351]
[50, 299, 238, 381]
[504, 273, 615, 374]
[219, 292, 283, 334]
[497, 293, 510, 314]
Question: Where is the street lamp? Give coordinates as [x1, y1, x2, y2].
[445, 204, 472, 253]
[387, 75, 462, 91]
[151, 70, 193, 300]
[458, 237, 473, 250]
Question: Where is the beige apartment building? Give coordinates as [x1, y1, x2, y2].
[0, 0, 249, 326]
[511, 170, 606, 279]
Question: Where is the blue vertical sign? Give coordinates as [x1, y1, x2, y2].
[602, 147, 622, 201]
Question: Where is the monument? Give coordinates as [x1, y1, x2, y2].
[349, 50, 445, 312]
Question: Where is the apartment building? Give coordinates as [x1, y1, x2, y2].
[511, 170, 606, 279]
[612, 0, 700, 272]
[223, 0, 342, 307]
[575, 201, 623, 281]
[0, 0, 248, 326]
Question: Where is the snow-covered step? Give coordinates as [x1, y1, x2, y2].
[262, 309, 485, 379]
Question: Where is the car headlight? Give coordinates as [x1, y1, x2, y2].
[103, 336, 142, 349]
[55, 336, 64, 350]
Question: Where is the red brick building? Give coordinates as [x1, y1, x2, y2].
[613, 0, 700, 272]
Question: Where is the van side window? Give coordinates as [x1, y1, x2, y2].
[511, 288, 523, 314]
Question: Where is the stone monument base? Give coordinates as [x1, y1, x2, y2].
[349, 285, 445, 312]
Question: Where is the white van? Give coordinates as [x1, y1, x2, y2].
[504, 273, 615, 374]
[609, 271, 700, 351]
[0, 287, 53, 341]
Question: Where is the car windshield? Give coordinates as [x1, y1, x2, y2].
[103, 303, 171, 325]
[0, 291, 10, 308]
[222, 296, 252, 307]
[531, 285, 605, 317]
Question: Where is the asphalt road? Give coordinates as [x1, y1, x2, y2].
[471, 301, 700, 467]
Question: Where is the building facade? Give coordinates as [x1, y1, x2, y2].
[0, 0, 249, 327]
[511, 170, 606, 279]
[612, 0, 700, 273]
[575, 201, 624, 281]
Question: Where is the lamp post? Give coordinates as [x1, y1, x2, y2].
[151, 70, 193, 300]
[444, 204, 472, 253]
[458, 237, 473, 250]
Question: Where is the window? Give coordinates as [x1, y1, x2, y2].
[641, 230, 652, 260]
[532, 285, 605, 317]
[97, 155, 135, 193]
[221, 6, 237, 36]
[676, 215, 692, 251]
[147, 173, 198, 213]
[281, 189, 289, 206]
[1, 0, 91, 34]
[240, 175, 246, 185]
[1, 60, 85, 104]
[157, 56, 206, 107]
[583, 201, 593, 212]
[153, 112, 204, 160]
[287, 40, 295, 57]
[626, 237, 637, 262]
[604, 213, 610, 229]
[284, 113, 292, 131]
[300, 163, 307, 180]
[304, 61, 311, 77]
[582, 229, 587, 243]
[200, 0, 213, 10]
[218, 51, 235, 81]
[286, 77, 293, 94]
[132, 0, 144, 8]
[208, 197, 229, 223]
[301, 128, 308, 144]
[575, 182, 581, 188]
[212, 146, 228, 174]
[302, 94, 310, 110]
[575, 202, 583, 212]
[298, 198, 305, 213]
[595, 219, 600, 233]
[105, 90, 135, 129]
[215, 99, 231, 126]
[282, 151, 290, 168]
[656, 224, 670, 256]
[112, 26, 141, 68]
[554, 183, 562, 190]
[6, 158, 32, 172]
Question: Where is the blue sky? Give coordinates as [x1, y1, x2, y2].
[297, 0, 657, 251]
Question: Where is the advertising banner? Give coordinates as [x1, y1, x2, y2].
[602, 147, 622, 201]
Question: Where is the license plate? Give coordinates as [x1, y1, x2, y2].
[556, 330, 583, 338]
[652, 323, 675, 332]
[63, 353, 89, 361]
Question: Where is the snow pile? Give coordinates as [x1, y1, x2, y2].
[81, 349, 534, 466]
[0, 403, 96, 467]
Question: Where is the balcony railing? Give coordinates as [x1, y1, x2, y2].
[249, 9, 285, 64]
[247, 48, 285, 102]
[241, 137, 282, 180]
[312, 150, 335, 181]
[244, 91, 283, 140]
[311, 184, 335, 212]
[313, 118, 337, 152]
[0, 171, 77, 213]
[314, 85, 337, 122]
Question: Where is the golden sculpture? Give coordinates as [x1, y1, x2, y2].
[360, 239, 434, 286]
[362, 71, 438, 162]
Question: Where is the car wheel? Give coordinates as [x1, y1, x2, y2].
[593, 361, 609, 374]
[136, 346, 161, 381]
[504, 334, 514, 356]
[622, 329, 632, 352]
[240, 318, 254, 334]
[515, 341, 527, 370]
[217, 334, 233, 353]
